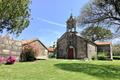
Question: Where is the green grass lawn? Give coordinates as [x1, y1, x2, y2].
[0, 59, 120, 80]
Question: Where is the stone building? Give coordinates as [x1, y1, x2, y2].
[0, 35, 22, 60]
[57, 15, 97, 59]
[0, 36, 48, 61]
[21, 39, 48, 61]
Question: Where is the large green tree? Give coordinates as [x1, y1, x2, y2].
[0, 0, 30, 35]
[78, 0, 120, 37]
[81, 26, 112, 42]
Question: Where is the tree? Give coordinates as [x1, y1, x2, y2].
[0, 0, 30, 35]
[81, 26, 112, 42]
[78, 0, 120, 34]
[112, 44, 120, 56]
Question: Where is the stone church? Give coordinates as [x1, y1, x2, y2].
[57, 15, 97, 59]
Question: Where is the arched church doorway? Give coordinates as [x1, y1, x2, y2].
[67, 46, 75, 59]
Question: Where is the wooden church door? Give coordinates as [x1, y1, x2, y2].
[67, 48, 74, 59]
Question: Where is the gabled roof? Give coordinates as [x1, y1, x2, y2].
[57, 32, 97, 46]
[76, 33, 97, 46]
[57, 32, 66, 42]
[57, 32, 77, 42]
[21, 39, 36, 45]
[21, 39, 48, 50]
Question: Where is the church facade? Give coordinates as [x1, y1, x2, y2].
[57, 15, 97, 59]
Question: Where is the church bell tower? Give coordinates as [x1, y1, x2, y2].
[66, 14, 76, 32]
[66, 14, 77, 59]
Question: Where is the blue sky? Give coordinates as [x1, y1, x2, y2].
[16, 0, 89, 47]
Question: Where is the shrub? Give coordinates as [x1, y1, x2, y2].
[0, 56, 5, 64]
[49, 53, 56, 58]
[91, 56, 97, 60]
[97, 52, 108, 60]
[113, 56, 120, 60]
[97, 56, 108, 60]
[6, 56, 16, 64]
[20, 45, 35, 62]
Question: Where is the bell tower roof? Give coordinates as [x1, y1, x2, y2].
[66, 14, 76, 32]
[66, 14, 75, 24]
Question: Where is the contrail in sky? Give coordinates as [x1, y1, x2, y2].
[38, 18, 66, 27]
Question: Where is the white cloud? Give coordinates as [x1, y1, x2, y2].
[37, 18, 66, 27]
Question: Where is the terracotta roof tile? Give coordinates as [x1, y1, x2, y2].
[21, 39, 48, 50]
[48, 48, 54, 52]
[21, 39, 37, 44]
[95, 42, 112, 45]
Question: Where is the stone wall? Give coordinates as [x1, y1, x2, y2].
[57, 37, 67, 58]
[21, 40, 48, 60]
[87, 43, 97, 60]
[33, 40, 48, 59]
[76, 37, 87, 59]
[0, 36, 22, 60]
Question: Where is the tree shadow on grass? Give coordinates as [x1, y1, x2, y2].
[55, 63, 120, 80]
